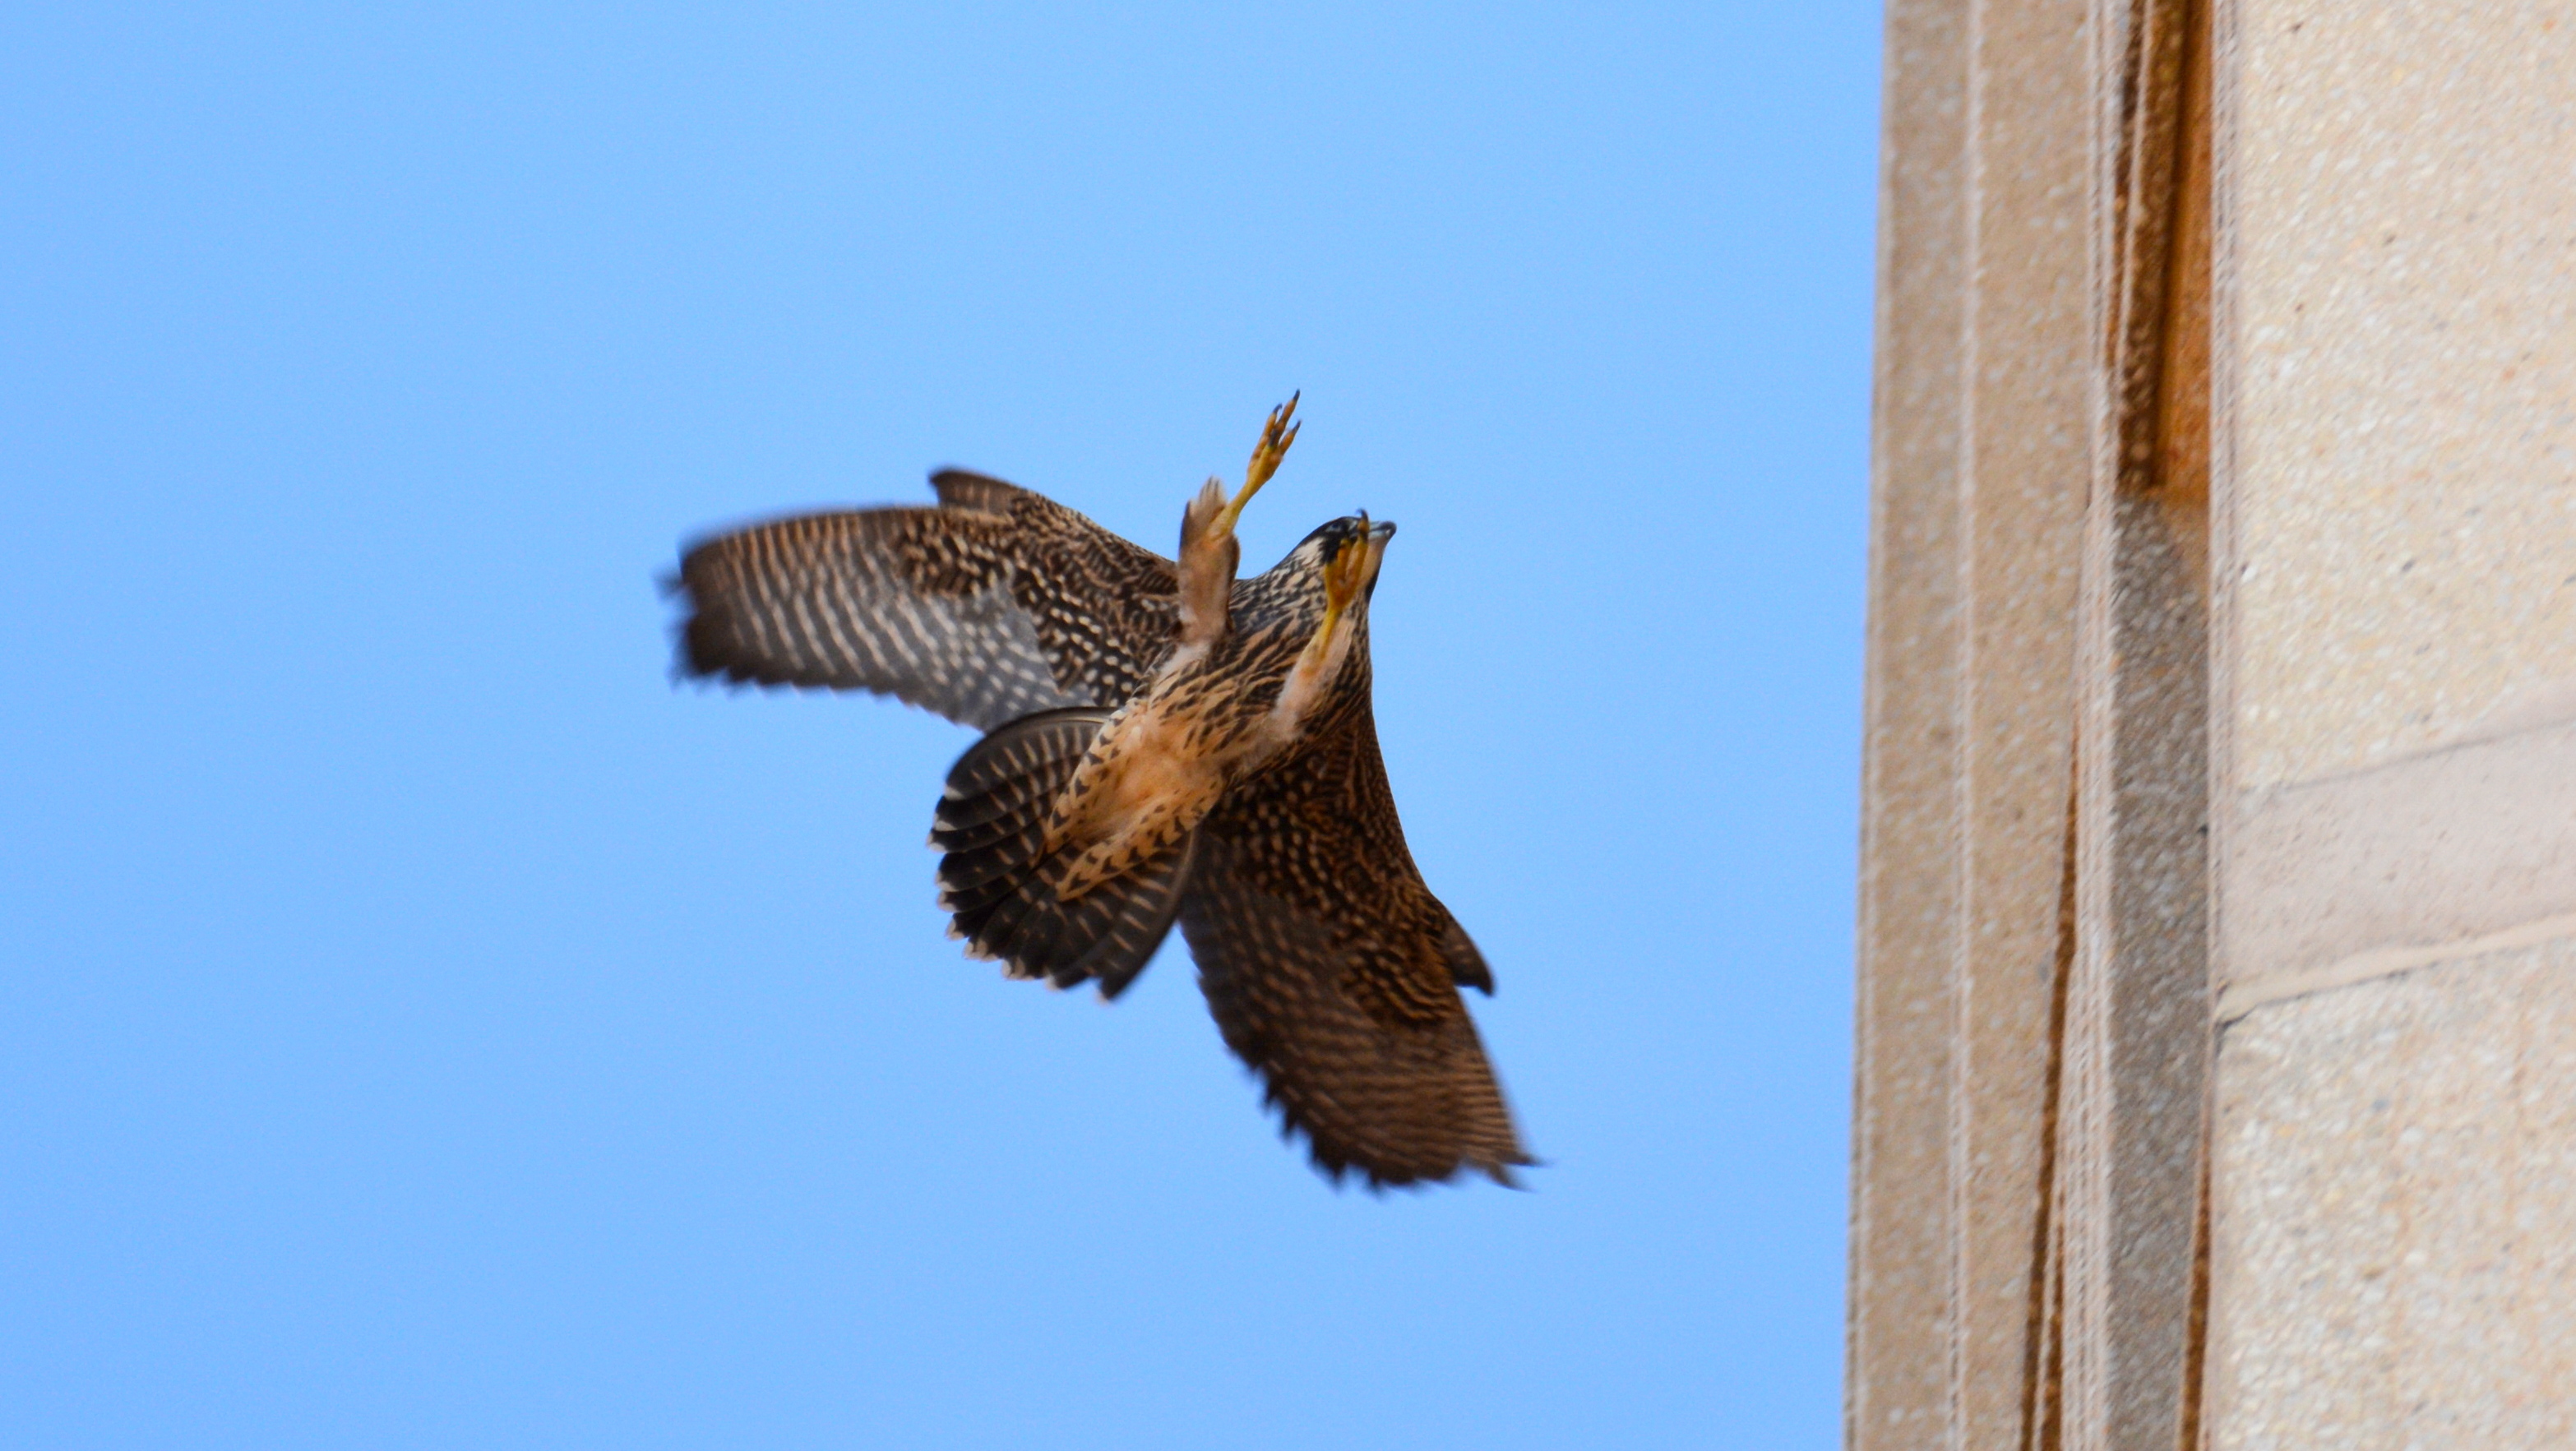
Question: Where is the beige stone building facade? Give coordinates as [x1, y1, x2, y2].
[1848, 1, 2576, 1446]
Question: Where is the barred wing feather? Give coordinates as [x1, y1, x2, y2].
[673, 471, 1180, 731]
[1180, 704, 1531, 1187]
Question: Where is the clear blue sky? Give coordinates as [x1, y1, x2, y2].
[3, 4, 1878, 1446]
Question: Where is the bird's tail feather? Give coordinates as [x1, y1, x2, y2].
[932, 708, 1196, 999]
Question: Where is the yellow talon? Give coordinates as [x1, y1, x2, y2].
[1319, 514, 1367, 631]
[1179, 395, 1304, 651]
[1216, 392, 1299, 534]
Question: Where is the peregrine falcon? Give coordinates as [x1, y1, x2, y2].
[669, 399, 1532, 1187]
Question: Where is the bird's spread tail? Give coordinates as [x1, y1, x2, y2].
[933, 708, 1196, 998]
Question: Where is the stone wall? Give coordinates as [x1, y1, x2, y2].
[1850, 1, 2575, 1446]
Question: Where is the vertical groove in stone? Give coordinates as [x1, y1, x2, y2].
[2182, 0, 2241, 1436]
[2162, 12, 2216, 1445]
[2022, 779, 2083, 1451]
[2177, 1139, 2213, 1451]
[2061, 0, 2215, 1445]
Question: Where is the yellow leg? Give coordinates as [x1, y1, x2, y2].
[1217, 393, 1299, 534]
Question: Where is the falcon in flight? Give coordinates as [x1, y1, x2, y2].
[668, 399, 1531, 1187]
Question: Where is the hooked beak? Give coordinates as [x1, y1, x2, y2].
[1357, 518, 1394, 600]
[1298, 513, 1383, 672]
[1320, 514, 1391, 623]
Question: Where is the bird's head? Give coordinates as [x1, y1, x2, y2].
[1288, 512, 1394, 654]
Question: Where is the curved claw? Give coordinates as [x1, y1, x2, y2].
[1179, 395, 1302, 650]
[1217, 392, 1300, 535]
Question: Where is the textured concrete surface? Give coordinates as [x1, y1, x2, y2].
[2206, 2, 2576, 1444]
[1951, 0, 2095, 1443]
[2214, 0, 2576, 1028]
[1847, 0, 1969, 1444]
[2209, 936, 2576, 1450]
[1863, 0, 2576, 1444]
[1848, 0, 2096, 1444]
[2222, 713, 2576, 1003]
[2223, 0, 2576, 793]
[2067, 483, 2210, 1451]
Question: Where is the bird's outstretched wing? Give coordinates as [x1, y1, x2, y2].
[1179, 698, 1531, 1187]
[672, 471, 1179, 730]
